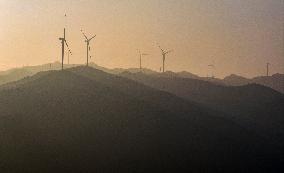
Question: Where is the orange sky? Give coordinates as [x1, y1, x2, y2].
[0, 0, 283, 77]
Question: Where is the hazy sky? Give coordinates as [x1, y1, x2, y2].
[0, 0, 283, 77]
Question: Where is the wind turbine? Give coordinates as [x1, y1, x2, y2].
[137, 49, 149, 71]
[157, 44, 173, 73]
[81, 29, 96, 66]
[208, 64, 215, 78]
[266, 62, 270, 76]
[59, 28, 72, 70]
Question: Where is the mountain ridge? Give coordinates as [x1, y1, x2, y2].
[1, 63, 283, 93]
[0, 66, 281, 172]
[120, 71, 284, 147]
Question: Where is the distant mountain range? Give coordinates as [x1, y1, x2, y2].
[1, 62, 283, 93]
[223, 73, 284, 94]
[0, 66, 283, 172]
[120, 72, 284, 146]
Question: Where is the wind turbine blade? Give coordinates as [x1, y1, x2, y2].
[165, 50, 173, 54]
[89, 35, 96, 41]
[156, 43, 164, 52]
[80, 29, 88, 40]
[64, 40, 70, 48]
[64, 40, 72, 54]
[68, 50, 72, 56]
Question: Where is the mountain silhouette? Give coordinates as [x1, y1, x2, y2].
[1, 63, 283, 93]
[176, 71, 200, 79]
[250, 73, 284, 93]
[0, 66, 282, 172]
[0, 68, 33, 86]
[0, 62, 75, 85]
[223, 74, 250, 86]
[223, 73, 284, 93]
[120, 72, 284, 146]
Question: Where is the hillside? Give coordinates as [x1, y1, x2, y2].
[0, 62, 79, 86]
[120, 72, 284, 146]
[0, 67, 282, 172]
[223, 74, 250, 86]
[1, 63, 283, 93]
[0, 63, 155, 86]
[251, 74, 284, 94]
[222, 73, 284, 93]
[0, 68, 34, 86]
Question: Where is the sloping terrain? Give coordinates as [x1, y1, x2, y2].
[0, 67, 281, 172]
[251, 74, 284, 94]
[223, 74, 250, 86]
[0, 68, 34, 86]
[120, 72, 284, 146]
[0, 62, 79, 86]
[223, 73, 284, 93]
[1, 63, 283, 93]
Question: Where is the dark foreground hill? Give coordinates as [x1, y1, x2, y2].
[0, 67, 282, 173]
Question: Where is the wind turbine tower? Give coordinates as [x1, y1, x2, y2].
[266, 63, 270, 76]
[158, 45, 173, 73]
[59, 28, 72, 70]
[58, 14, 72, 70]
[138, 49, 149, 71]
[81, 29, 96, 66]
[208, 64, 215, 78]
